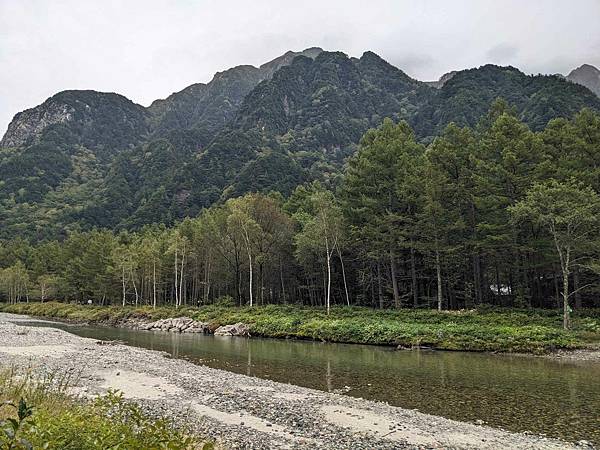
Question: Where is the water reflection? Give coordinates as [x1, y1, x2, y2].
[19, 320, 600, 444]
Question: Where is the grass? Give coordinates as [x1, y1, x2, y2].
[0, 368, 205, 450]
[1, 301, 600, 353]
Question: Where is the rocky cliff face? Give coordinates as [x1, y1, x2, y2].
[0, 90, 149, 153]
[566, 64, 600, 97]
[425, 71, 457, 89]
[0, 99, 75, 148]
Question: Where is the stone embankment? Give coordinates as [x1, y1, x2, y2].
[117, 316, 250, 336]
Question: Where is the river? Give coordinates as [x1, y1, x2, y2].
[19, 319, 600, 444]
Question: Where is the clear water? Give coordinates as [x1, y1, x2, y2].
[19, 320, 600, 444]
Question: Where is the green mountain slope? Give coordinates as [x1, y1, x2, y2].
[2, 52, 600, 239]
[413, 65, 600, 138]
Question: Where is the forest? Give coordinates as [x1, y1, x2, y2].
[2, 101, 600, 330]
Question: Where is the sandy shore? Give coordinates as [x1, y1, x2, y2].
[0, 313, 587, 449]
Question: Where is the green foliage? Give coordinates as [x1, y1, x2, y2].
[0, 397, 34, 450]
[0, 370, 199, 450]
[414, 65, 600, 138]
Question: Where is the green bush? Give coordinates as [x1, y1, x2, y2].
[0, 369, 201, 450]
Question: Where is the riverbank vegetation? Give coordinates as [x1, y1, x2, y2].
[3, 302, 599, 353]
[2, 103, 600, 331]
[0, 368, 200, 449]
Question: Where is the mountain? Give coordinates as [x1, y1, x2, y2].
[232, 51, 432, 150]
[2, 50, 600, 239]
[566, 64, 600, 97]
[94, 50, 434, 228]
[0, 90, 149, 217]
[414, 64, 600, 137]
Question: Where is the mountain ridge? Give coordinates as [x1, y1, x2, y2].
[2, 50, 600, 239]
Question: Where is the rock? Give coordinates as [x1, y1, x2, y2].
[183, 323, 209, 333]
[214, 323, 250, 337]
[135, 317, 210, 334]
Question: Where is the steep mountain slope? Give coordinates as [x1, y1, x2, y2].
[234, 51, 432, 144]
[413, 64, 600, 138]
[566, 64, 600, 97]
[0, 90, 148, 207]
[106, 50, 434, 225]
[146, 47, 323, 140]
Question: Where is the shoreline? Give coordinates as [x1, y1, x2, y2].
[2, 302, 599, 355]
[15, 311, 600, 363]
[0, 312, 589, 449]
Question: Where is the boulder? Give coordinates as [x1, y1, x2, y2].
[214, 322, 250, 337]
[138, 317, 210, 334]
[183, 323, 210, 333]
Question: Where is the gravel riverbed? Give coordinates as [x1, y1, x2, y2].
[0, 313, 589, 450]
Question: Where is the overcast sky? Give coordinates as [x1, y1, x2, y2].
[1, 0, 599, 134]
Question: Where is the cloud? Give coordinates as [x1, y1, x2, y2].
[486, 43, 519, 63]
[389, 54, 435, 79]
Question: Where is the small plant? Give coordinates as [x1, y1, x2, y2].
[0, 398, 34, 450]
[0, 370, 204, 449]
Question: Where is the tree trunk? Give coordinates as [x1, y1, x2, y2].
[562, 248, 571, 330]
[495, 260, 501, 299]
[411, 244, 418, 307]
[247, 248, 253, 307]
[337, 246, 350, 306]
[153, 260, 157, 309]
[574, 267, 581, 309]
[435, 245, 443, 311]
[390, 249, 400, 308]
[205, 256, 211, 304]
[377, 259, 384, 309]
[279, 257, 287, 304]
[179, 246, 186, 306]
[131, 270, 139, 306]
[122, 265, 126, 307]
[174, 248, 179, 308]
[325, 236, 331, 315]
[472, 254, 481, 306]
[563, 268, 570, 329]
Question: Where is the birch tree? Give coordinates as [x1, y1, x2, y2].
[510, 180, 600, 329]
[294, 191, 345, 314]
[227, 197, 261, 307]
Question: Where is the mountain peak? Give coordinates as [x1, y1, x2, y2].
[1, 90, 147, 149]
[572, 63, 599, 72]
[566, 64, 600, 97]
[259, 47, 323, 73]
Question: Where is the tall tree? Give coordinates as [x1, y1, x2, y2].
[511, 180, 600, 328]
[342, 118, 425, 308]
